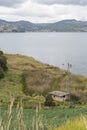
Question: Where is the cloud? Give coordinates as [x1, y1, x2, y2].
[1, 0, 87, 7]
[34, 0, 87, 6]
[0, 0, 25, 7]
[0, 0, 87, 23]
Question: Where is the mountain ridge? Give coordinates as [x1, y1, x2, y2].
[0, 19, 87, 32]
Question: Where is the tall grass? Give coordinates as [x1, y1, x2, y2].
[0, 97, 26, 130]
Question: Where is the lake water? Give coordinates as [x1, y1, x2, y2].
[0, 32, 87, 76]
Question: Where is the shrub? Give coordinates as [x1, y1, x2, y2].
[0, 50, 8, 79]
[0, 55, 8, 71]
[0, 67, 4, 78]
[70, 94, 80, 103]
[0, 50, 4, 55]
[45, 94, 55, 106]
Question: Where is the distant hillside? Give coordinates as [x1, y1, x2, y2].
[0, 54, 87, 106]
[0, 19, 87, 32]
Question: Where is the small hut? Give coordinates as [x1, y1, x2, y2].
[48, 91, 70, 102]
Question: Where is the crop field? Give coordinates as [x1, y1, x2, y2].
[21, 107, 87, 127]
[0, 107, 87, 129]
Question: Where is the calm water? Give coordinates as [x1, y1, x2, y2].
[0, 32, 87, 76]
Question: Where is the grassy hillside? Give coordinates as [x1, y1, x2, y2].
[0, 54, 87, 106]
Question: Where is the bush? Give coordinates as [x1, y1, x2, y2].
[45, 94, 55, 106]
[0, 50, 8, 79]
[70, 94, 80, 104]
[0, 55, 8, 71]
[0, 67, 4, 78]
[0, 50, 4, 55]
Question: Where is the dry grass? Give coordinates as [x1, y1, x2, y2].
[0, 54, 86, 105]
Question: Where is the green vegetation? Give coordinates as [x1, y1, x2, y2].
[0, 53, 87, 106]
[50, 116, 87, 130]
[44, 94, 55, 106]
[1, 99, 87, 130]
[0, 53, 87, 130]
[0, 50, 8, 78]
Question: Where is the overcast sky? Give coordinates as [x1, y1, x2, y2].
[0, 0, 87, 23]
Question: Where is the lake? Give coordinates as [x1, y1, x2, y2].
[0, 32, 87, 76]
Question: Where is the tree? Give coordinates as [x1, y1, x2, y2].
[0, 55, 8, 71]
[0, 50, 8, 79]
[0, 50, 4, 55]
[0, 67, 4, 78]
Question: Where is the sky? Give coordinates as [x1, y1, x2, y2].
[0, 0, 87, 23]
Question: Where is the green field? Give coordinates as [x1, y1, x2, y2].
[19, 108, 87, 127]
[0, 107, 87, 129]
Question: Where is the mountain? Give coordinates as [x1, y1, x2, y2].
[0, 19, 87, 32]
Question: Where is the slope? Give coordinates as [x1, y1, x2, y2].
[0, 54, 87, 105]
